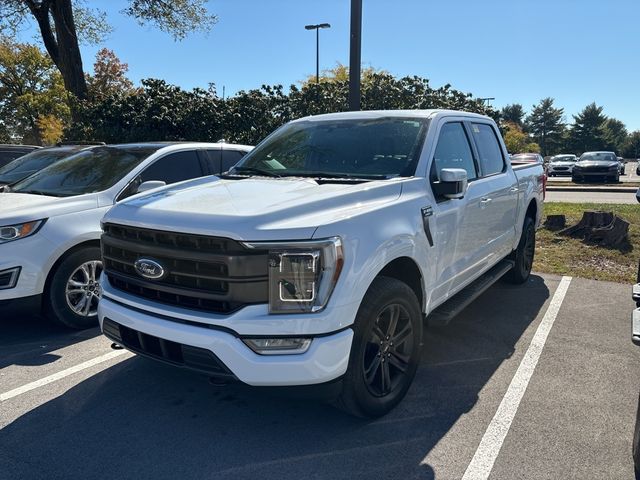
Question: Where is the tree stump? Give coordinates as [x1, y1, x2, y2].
[544, 214, 566, 230]
[559, 210, 629, 247]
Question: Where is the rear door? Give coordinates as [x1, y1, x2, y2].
[467, 122, 519, 262]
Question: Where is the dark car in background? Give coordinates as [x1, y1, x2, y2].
[0, 145, 93, 190]
[572, 151, 621, 183]
[0, 144, 40, 168]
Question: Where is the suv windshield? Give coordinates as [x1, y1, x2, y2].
[0, 148, 77, 185]
[231, 117, 428, 180]
[580, 152, 617, 162]
[11, 146, 159, 197]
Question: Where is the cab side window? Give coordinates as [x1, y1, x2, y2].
[432, 122, 477, 181]
[470, 123, 505, 176]
[140, 150, 204, 184]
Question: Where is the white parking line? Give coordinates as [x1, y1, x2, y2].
[0, 349, 129, 402]
[461, 275, 572, 480]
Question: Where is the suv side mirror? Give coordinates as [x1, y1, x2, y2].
[136, 180, 166, 194]
[433, 168, 468, 200]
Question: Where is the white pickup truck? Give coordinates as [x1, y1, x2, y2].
[98, 110, 545, 417]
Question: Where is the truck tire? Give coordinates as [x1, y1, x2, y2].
[45, 246, 103, 329]
[506, 216, 535, 284]
[335, 277, 423, 418]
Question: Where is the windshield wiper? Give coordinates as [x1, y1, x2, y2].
[290, 172, 389, 181]
[231, 166, 283, 178]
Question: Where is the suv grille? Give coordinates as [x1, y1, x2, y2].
[102, 223, 268, 314]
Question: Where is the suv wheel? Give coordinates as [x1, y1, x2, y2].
[507, 216, 535, 284]
[335, 277, 423, 417]
[46, 246, 103, 329]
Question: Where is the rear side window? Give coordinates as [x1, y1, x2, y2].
[471, 123, 505, 176]
[140, 150, 204, 184]
[432, 122, 477, 181]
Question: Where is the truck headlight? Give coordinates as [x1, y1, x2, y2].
[0, 219, 45, 244]
[242, 237, 344, 314]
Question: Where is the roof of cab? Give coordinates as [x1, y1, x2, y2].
[292, 109, 493, 123]
[101, 141, 253, 151]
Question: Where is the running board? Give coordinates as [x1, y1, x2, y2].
[427, 259, 515, 327]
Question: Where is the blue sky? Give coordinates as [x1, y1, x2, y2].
[15, 0, 640, 130]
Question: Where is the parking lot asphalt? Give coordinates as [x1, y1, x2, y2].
[1, 273, 638, 480]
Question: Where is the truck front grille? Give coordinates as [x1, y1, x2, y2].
[101, 223, 268, 314]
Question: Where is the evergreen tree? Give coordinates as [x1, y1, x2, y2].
[569, 103, 608, 154]
[501, 104, 525, 129]
[525, 98, 565, 156]
[603, 118, 627, 154]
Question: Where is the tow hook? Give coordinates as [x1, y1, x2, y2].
[110, 342, 123, 350]
[208, 377, 230, 387]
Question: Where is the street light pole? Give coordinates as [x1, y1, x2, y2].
[348, 0, 362, 111]
[305, 23, 331, 84]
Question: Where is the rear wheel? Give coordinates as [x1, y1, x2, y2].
[45, 246, 103, 329]
[335, 277, 422, 418]
[507, 216, 535, 284]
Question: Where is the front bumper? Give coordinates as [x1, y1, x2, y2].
[0, 234, 56, 301]
[98, 295, 354, 386]
[572, 170, 618, 177]
[548, 167, 573, 176]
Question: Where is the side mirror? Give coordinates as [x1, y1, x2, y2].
[136, 180, 166, 194]
[433, 168, 468, 200]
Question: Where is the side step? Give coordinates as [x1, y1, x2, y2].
[427, 259, 515, 327]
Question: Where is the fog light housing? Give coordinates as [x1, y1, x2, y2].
[243, 338, 312, 355]
[0, 267, 21, 290]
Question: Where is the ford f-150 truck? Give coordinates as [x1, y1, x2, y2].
[98, 110, 545, 417]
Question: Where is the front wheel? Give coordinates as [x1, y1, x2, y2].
[45, 246, 103, 329]
[506, 216, 535, 284]
[335, 277, 423, 418]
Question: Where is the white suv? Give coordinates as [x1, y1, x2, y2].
[0, 142, 252, 328]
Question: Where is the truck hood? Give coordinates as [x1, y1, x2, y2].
[0, 192, 98, 224]
[105, 177, 404, 240]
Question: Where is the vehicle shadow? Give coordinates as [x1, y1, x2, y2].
[0, 312, 101, 369]
[0, 275, 550, 479]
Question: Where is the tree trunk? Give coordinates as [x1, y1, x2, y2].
[30, 0, 88, 101]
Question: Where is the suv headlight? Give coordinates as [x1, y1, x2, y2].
[0, 219, 45, 244]
[242, 237, 344, 314]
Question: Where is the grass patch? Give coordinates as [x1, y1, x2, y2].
[535, 203, 640, 284]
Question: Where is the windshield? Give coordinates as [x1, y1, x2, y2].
[231, 117, 428, 179]
[552, 155, 576, 162]
[0, 148, 76, 184]
[11, 146, 158, 197]
[580, 152, 617, 162]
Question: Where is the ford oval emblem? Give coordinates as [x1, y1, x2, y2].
[134, 258, 166, 280]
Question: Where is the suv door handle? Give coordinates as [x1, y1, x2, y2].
[509, 187, 519, 193]
[480, 197, 492, 204]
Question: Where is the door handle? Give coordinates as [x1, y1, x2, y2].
[509, 187, 519, 193]
[480, 197, 492, 204]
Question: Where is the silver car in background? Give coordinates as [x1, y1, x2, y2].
[547, 154, 577, 176]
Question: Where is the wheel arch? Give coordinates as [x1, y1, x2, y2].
[43, 239, 102, 298]
[371, 256, 425, 312]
